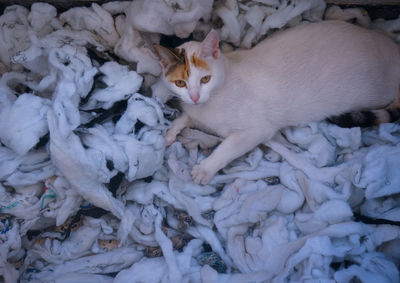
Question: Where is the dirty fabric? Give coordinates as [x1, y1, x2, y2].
[0, 1, 400, 283]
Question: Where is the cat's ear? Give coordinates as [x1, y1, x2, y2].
[153, 45, 180, 69]
[199, 30, 220, 59]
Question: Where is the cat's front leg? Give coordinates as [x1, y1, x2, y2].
[192, 130, 272, 184]
[165, 113, 191, 146]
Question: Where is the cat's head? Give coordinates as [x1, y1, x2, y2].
[154, 30, 224, 105]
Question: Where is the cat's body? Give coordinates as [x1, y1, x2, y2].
[154, 21, 400, 184]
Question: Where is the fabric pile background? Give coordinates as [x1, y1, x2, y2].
[0, 1, 399, 282]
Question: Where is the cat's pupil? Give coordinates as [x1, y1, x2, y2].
[201, 75, 211, 84]
[175, 80, 186, 88]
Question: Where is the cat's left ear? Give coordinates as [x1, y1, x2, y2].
[199, 29, 220, 59]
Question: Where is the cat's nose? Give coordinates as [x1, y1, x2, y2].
[190, 92, 199, 103]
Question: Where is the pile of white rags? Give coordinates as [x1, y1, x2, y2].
[0, 1, 400, 282]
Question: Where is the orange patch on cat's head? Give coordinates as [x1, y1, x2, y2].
[168, 62, 190, 82]
[190, 54, 210, 70]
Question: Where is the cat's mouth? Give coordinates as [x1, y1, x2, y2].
[183, 97, 201, 106]
[189, 100, 204, 106]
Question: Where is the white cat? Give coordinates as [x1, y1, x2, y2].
[154, 20, 400, 184]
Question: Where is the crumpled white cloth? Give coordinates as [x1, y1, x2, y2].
[0, 94, 50, 156]
[0, 5, 31, 68]
[127, 0, 214, 38]
[25, 246, 143, 282]
[1, 2, 400, 283]
[81, 62, 143, 110]
[325, 5, 370, 27]
[0, 2, 167, 281]
[60, 3, 120, 49]
[216, 0, 326, 48]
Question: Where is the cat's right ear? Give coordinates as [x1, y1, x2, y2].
[153, 45, 179, 70]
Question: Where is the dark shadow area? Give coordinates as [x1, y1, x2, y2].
[0, 0, 115, 14]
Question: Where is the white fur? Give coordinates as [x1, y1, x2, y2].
[164, 21, 400, 184]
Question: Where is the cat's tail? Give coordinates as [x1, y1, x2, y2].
[328, 92, 400, 128]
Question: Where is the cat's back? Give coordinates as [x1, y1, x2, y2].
[235, 20, 399, 72]
[226, 20, 400, 109]
[257, 20, 392, 47]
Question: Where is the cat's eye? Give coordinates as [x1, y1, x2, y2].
[175, 80, 186, 88]
[200, 75, 211, 84]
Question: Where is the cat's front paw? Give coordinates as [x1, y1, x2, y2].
[191, 163, 215, 185]
[164, 130, 177, 146]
